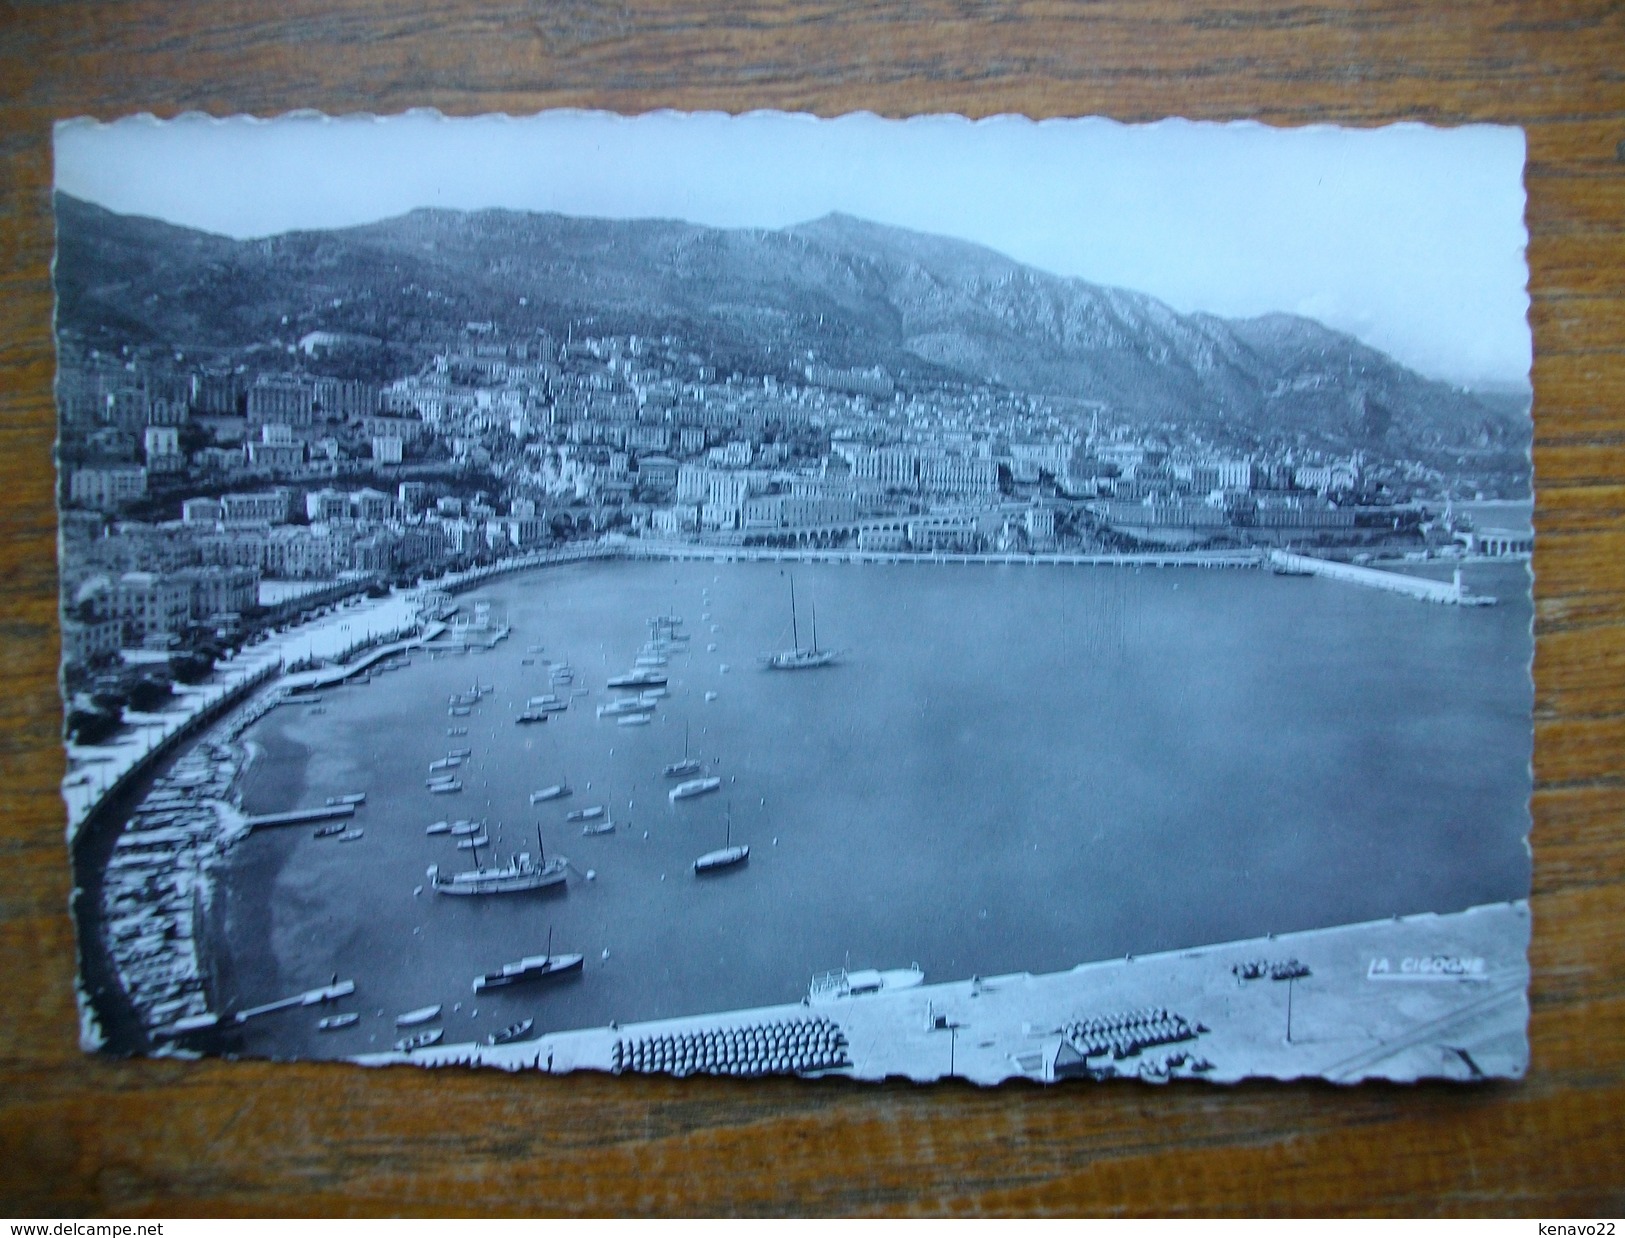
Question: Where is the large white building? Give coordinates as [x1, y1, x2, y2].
[844, 446, 999, 498]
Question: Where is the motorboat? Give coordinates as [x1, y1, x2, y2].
[317, 1013, 359, 1031]
[598, 698, 651, 717]
[669, 776, 722, 802]
[564, 805, 604, 823]
[530, 784, 571, 804]
[606, 668, 667, 689]
[473, 932, 584, 992]
[808, 965, 926, 1004]
[427, 828, 569, 896]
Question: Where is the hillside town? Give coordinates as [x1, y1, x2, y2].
[56, 320, 1527, 737]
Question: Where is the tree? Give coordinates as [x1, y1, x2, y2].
[67, 708, 120, 746]
[171, 652, 215, 684]
[127, 678, 173, 713]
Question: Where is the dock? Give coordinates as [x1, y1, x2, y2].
[243, 804, 355, 831]
[235, 978, 357, 1023]
[356, 901, 1529, 1085]
[1267, 550, 1495, 605]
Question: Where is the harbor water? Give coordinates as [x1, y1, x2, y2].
[215, 558, 1533, 1059]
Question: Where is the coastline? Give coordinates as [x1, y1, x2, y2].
[71, 542, 1531, 1057]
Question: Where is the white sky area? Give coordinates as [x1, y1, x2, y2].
[55, 110, 1530, 386]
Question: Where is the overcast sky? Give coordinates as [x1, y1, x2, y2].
[55, 110, 1530, 386]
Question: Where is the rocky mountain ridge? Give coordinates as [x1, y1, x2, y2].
[53, 194, 1530, 477]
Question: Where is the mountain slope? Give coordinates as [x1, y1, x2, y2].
[53, 194, 1529, 470]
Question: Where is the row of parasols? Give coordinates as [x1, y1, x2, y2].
[612, 1016, 851, 1077]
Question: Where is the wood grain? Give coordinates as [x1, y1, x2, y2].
[1, 0, 1621, 1216]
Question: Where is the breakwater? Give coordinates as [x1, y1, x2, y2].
[1267, 550, 1496, 605]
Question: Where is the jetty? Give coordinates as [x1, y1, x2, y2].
[1267, 550, 1495, 605]
[234, 978, 356, 1023]
[242, 804, 356, 832]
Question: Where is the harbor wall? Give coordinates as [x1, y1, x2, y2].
[620, 540, 1264, 569]
[1267, 550, 1474, 603]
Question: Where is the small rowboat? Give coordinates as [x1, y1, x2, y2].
[396, 1028, 443, 1053]
[488, 1018, 536, 1046]
[395, 1004, 441, 1028]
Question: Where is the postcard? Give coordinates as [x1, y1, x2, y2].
[54, 111, 1532, 1083]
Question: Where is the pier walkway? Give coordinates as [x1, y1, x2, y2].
[1267, 550, 1495, 605]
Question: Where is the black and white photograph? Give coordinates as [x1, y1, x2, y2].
[53, 110, 1533, 1084]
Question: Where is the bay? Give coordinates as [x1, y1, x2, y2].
[219, 558, 1533, 1059]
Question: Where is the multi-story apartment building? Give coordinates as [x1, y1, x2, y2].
[313, 378, 379, 420]
[220, 489, 294, 524]
[246, 376, 315, 426]
[70, 466, 148, 512]
[173, 566, 258, 621]
[844, 446, 997, 497]
[113, 571, 192, 644]
[182, 497, 223, 525]
[191, 371, 243, 416]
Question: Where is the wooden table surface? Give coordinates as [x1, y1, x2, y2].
[1, 0, 1621, 1217]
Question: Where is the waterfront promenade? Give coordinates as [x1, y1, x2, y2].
[62, 589, 424, 839]
[365, 900, 1529, 1086]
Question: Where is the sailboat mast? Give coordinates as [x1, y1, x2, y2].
[789, 574, 800, 652]
[536, 823, 544, 862]
[810, 595, 819, 654]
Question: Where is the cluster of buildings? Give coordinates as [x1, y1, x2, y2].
[55, 322, 1481, 680]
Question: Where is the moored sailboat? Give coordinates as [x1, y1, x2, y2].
[663, 721, 703, 779]
[760, 574, 837, 669]
[694, 804, 749, 874]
